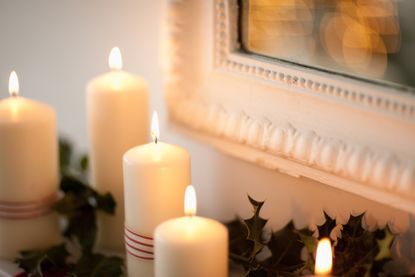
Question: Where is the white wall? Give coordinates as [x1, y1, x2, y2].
[0, 0, 413, 272]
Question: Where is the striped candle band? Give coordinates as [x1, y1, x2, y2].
[124, 225, 154, 261]
[0, 193, 58, 220]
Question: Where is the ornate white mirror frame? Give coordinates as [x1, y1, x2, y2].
[162, 0, 415, 213]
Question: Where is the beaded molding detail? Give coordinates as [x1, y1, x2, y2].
[214, 0, 415, 120]
[170, 98, 415, 198]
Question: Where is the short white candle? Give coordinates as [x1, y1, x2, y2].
[87, 47, 149, 251]
[0, 71, 60, 259]
[123, 111, 190, 276]
[154, 185, 228, 277]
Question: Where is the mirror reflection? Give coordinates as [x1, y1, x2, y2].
[240, 0, 415, 89]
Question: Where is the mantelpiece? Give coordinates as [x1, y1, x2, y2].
[162, 0, 415, 213]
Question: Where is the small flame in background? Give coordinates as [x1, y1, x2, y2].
[184, 185, 197, 216]
[151, 111, 160, 143]
[315, 237, 333, 275]
[9, 71, 19, 97]
[109, 47, 123, 70]
[246, 0, 401, 79]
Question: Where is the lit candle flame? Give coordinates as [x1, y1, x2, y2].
[184, 185, 197, 217]
[151, 111, 160, 143]
[315, 238, 333, 275]
[108, 47, 122, 70]
[9, 71, 19, 97]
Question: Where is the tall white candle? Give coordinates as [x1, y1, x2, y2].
[0, 71, 60, 259]
[87, 47, 149, 251]
[154, 185, 228, 277]
[123, 112, 190, 276]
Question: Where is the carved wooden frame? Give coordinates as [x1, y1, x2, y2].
[162, 0, 415, 212]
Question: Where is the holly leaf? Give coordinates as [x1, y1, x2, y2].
[317, 211, 336, 240]
[297, 227, 316, 272]
[15, 243, 69, 276]
[374, 226, 394, 261]
[260, 222, 307, 275]
[244, 196, 268, 259]
[72, 254, 124, 277]
[226, 196, 268, 275]
[370, 226, 395, 275]
[332, 213, 397, 277]
[226, 217, 251, 264]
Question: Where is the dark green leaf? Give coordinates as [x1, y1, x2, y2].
[15, 243, 69, 275]
[261, 222, 306, 275]
[72, 254, 124, 277]
[78, 155, 89, 173]
[332, 213, 397, 277]
[59, 138, 73, 175]
[95, 192, 116, 214]
[16, 138, 124, 277]
[317, 211, 336, 240]
[226, 217, 253, 265]
[244, 195, 268, 259]
[297, 227, 316, 272]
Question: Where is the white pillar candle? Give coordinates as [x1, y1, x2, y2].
[0, 71, 60, 259]
[87, 47, 149, 251]
[154, 185, 228, 277]
[123, 111, 191, 276]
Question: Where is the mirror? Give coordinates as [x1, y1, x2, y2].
[240, 0, 415, 89]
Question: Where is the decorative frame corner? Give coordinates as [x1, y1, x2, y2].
[163, 0, 415, 213]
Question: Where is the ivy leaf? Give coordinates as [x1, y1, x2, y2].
[317, 211, 336, 240]
[72, 254, 124, 277]
[15, 243, 69, 276]
[244, 196, 268, 259]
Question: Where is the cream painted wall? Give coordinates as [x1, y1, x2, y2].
[0, 0, 413, 273]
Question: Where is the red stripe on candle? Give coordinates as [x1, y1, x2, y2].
[0, 193, 57, 206]
[124, 232, 153, 247]
[0, 209, 51, 220]
[126, 248, 154, 261]
[124, 225, 154, 240]
[125, 240, 154, 255]
[0, 193, 57, 220]
[124, 225, 155, 261]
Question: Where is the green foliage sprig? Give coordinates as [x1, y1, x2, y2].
[14, 138, 124, 277]
[227, 196, 399, 277]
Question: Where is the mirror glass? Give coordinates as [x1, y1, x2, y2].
[240, 0, 415, 89]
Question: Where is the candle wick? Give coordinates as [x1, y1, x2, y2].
[155, 137, 158, 144]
